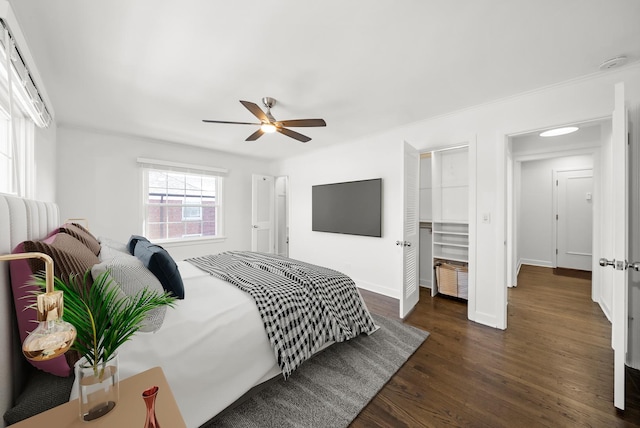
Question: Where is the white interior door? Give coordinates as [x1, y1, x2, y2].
[400, 141, 420, 318]
[556, 169, 593, 271]
[601, 82, 629, 410]
[275, 176, 289, 257]
[251, 174, 274, 253]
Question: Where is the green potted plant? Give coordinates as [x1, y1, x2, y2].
[32, 270, 176, 421]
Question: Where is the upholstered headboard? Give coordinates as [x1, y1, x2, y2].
[0, 194, 59, 426]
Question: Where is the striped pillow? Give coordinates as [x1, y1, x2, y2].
[58, 223, 101, 256]
[91, 251, 167, 332]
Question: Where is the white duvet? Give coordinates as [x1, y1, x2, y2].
[72, 261, 281, 427]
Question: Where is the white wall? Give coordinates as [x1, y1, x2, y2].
[273, 63, 640, 329]
[56, 126, 272, 260]
[273, 138, 404, 298]
[517, 154, 594, 268]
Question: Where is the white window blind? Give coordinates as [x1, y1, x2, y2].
[0, 20, 51, 128]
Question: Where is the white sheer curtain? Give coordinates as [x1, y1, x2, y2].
[9, 116, 35, 198]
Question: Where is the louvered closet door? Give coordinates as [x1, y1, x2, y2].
[401, 141, 420, 318]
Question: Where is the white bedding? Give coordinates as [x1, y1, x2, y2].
[73, 261, 281, 427]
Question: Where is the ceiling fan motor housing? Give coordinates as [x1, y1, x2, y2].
[262, 97, 276, 109]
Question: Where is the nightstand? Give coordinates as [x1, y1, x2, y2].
[12, 367, 186, 428]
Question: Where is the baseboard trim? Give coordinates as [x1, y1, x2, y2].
[354, 279, 400, 299]
[520, 259, 553, 268]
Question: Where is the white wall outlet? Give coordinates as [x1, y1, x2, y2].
[482, 213, 491, 224]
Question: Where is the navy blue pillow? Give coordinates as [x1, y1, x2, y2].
[127, 235, 149, 255]
[134, 241, 185, 299]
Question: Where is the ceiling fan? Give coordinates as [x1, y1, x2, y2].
[202, 97, 326, 143]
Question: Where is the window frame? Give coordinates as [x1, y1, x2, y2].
[140, 159, 227, 243]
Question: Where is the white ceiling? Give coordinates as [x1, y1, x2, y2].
[9, 0, 640, 160]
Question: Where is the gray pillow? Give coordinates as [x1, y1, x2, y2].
[127, 234, 150, 255]
[91, 251, 167, 332]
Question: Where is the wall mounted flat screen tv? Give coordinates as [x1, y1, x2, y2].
[312, 178, 382, 237]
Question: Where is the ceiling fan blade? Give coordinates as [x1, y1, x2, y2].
[277, 127, 311, 143]
[276, 119, 326, 128]
[240, 100, 269, 123]
[202, 119, 261, 125]
[245, 129, 265, 141]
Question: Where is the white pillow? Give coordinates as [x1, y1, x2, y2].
[91, 251, 167, 332]
[97, 237, 129, 262]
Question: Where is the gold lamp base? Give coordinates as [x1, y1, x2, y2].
[0, 252, 77, 361]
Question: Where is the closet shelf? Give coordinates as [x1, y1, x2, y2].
[434, 242, 468, 248]
[433, 231, 468, 236]
[434, 255, 468, 263]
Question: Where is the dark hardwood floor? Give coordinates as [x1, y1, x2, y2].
[353, 265, 640, 427]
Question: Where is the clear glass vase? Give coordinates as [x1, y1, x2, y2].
[76, 353, 119, 421]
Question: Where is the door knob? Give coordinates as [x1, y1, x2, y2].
[599, 258, 615, 267]
[627, 261, 640, 271]
[395, 241, 402, 246]
[252, 225, 258, 229]
[396, 240, 411, 247]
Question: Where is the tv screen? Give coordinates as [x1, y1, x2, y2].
[312, 178, 382, 237]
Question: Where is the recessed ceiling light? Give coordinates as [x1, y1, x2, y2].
[539, 126, 579, 137]
[599, 56, 627, 71]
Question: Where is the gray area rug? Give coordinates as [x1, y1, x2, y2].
[203, 314, 429, 428]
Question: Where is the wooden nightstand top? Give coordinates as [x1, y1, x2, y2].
[12, 366, 186, 428]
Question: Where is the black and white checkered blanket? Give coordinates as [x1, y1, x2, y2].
[187, 251, 378, 378]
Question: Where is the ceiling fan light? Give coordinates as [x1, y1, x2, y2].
[261, 123, 276, 133]
[539, 126, 579, 137]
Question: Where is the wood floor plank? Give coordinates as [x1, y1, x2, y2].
[354, 265, 640, 427]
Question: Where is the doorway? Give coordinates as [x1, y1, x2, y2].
[251, 174, 289, 255]
[506, 122, 605, 291]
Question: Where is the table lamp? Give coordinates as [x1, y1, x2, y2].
[0, 252, 76, 360]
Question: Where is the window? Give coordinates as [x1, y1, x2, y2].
[0, 19, 51, 196]
[139, 158, 227, 241]
[0, 113, 11, 192]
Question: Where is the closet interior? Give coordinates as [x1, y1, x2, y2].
[419, 147, 469, 300]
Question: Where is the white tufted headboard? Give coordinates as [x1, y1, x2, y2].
[0, 194, 59, 426]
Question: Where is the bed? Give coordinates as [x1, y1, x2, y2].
[0, 194, 377, 427]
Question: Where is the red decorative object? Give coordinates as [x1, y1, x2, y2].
[142, 386, 160, 428]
